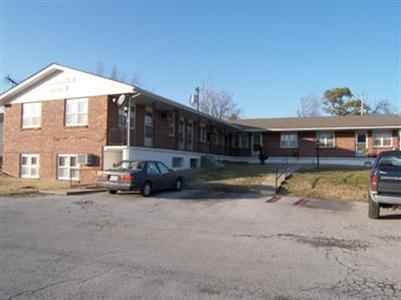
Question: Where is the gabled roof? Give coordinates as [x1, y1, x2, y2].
[0, 63, 240, 130]
[233, 115, 401, 132]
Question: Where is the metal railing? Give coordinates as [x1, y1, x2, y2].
[69, 167, 99, 188]
[275, 158, 289, 192]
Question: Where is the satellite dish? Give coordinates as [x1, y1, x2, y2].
[117, 94, 126, 106]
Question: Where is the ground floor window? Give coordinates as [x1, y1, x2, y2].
[21, 154, 40, 178]
[280, 133, 298, 148]
[232, 134, 249, 149]
[58, 155, 79, 180]
[172, 157, 183, 168]
[373, 131, 392, 147]
[317, 131, 335, 148]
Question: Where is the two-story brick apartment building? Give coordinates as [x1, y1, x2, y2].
[0, 63, 400, 181]
[0, 63, 252, 180]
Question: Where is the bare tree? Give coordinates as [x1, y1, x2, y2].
[110, 65, 126, 82]
[198, 77, 242, 120]
[95, 62, 104, 76]
[297, 94, 321, 117]
[370, 99, 395, 115]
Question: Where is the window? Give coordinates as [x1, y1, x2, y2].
[373, 131, 392, 147]
[65, 98, 88, 126]
[187, 121, 193, 151]
[22, 102, 41, 128]
[232, 134, 249, 149]
[172, 157, 183, 168]
[199, 124, 207, 143]
[239, 134, 248, 149]
[144, 108, 153, 147]
[20, 154, 40, 178]
[280, 133, 298, 148]
[211, 128, 219, 145]
[58, 155, 79, 180]
[145, 161, 160, 175]
[167, 112, 175, 137]
[118, 105, 135, 128]
[156, 161, 170, 174]
[317, 131, 335, 148]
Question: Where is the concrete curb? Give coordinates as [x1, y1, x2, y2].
[40, 188, 106, 196]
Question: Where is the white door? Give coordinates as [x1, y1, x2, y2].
[355, 132, 368, 157]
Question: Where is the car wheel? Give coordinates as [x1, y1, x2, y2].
[141, 182, 152, 197]
[368, 196, 380, 219]
[108, 189, 117, 194]
[175, 179, 183, 191]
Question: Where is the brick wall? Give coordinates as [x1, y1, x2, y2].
[3, 96, 108, 179]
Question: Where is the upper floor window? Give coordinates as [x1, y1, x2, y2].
[280, 133, 298, 148]
[22, 102, 41, 128]
[373, 131, 392, 147]
[317, 131, 335, 148]
[65, 98, 88, 126]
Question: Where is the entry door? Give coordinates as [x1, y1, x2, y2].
[252, 134, 262, 156]
[355, 132, 368, 157]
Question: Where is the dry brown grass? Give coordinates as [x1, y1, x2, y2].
[181, 163, 280, 194]
[279, 166, 370, 202]
[0, 171, 70, 195]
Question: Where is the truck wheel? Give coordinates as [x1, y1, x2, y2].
[108, 190, 117, 194]
[368, 197, 380, 219]
[141, 182, 152, 197]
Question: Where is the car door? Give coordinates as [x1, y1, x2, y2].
[144, 161, 162, 191]
[156, 161, 176, 190]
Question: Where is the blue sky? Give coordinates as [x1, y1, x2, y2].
[1, 0, 400, 118]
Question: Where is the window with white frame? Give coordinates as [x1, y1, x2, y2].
[118, 105, 135, 128]
[280, 133, 298, 148]
[317, 131, 335, 148]
[167, 112, 175, 137]
[65, 98, 88, 126]
[20, 154, 40, 178]
[22, 102, 41, 128]
[373, 131, 392, 147]
[57, 155, 79, 180]
[199, 124, 207, 143]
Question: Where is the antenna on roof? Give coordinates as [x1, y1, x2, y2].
[5, 74, 18, 86]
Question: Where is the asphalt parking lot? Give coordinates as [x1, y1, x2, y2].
[1, 190, 401, 299]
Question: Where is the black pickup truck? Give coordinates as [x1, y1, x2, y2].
[368, 151, 401, 219]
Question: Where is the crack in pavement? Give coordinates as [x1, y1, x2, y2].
[6, 267, 119, 299]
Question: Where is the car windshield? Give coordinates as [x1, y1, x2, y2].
[378, 155, 401, 168]
[113, 161, 143, 170]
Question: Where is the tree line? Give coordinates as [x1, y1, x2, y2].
[297, 87, 396, 117]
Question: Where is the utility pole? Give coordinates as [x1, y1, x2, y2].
[360, 92, 365, 116]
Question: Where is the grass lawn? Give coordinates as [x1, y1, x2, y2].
[181, 163, 279, 194]
[0, 171, 70, 196]
[279, 166, 370, 202]
[183, 163, 370, 202]
[0, 164, 370, 202]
